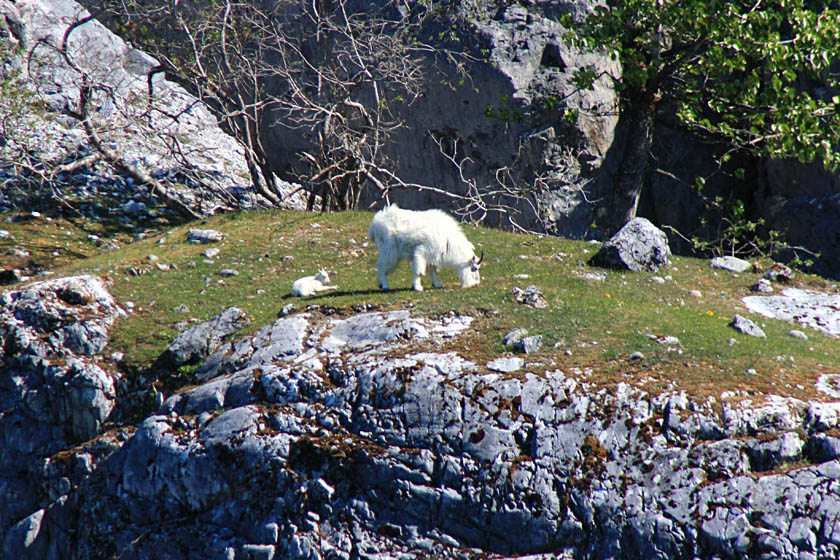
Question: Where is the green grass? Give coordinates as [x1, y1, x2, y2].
[2, 208, 839, 404]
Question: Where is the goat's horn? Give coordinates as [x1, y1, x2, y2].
[477, 250, 484, 265]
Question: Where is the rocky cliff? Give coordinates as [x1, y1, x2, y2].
[4, 275, 840, 559]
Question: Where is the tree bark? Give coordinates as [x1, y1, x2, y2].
[608, 90, 656, 235]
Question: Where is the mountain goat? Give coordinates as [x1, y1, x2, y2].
[291, 269, 337, 297]
[368, 205, 483, 292]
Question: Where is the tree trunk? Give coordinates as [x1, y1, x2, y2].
[608, 90, 656, 235]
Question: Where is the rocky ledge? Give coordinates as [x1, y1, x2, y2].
[3, 276, 840, 559]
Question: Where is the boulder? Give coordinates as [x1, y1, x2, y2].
[730, 314, 767, 338]
[518, 335, 543, 355]
[187, 228, 225, 243]
[746, 432, 803, 471]
[511, 285, 549, 308]
[590, 217, 672, 272]
[156, 306, 250, 369]
[710, 256, 753, 273]
[763, 263, 795, 283]
[503, 328, 529, 347]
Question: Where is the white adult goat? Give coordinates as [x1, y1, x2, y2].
[368, 205, 483, 292]
[291, 269, 337, 297]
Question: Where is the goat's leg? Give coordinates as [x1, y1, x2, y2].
[430, 266, 443, 289]
[411, 254, 427, 292]
[376, 252, 397, 291]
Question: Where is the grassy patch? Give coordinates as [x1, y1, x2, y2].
[4, 209, 840, 405]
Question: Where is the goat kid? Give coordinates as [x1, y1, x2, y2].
[291, 269, 337, 297]
[368, 205, 483, 292]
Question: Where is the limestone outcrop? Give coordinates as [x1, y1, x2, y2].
[4, 278, 840, 559]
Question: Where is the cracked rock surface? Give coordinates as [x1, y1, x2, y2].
[4, 277, 840, 559]
[0, 275, 125, 535]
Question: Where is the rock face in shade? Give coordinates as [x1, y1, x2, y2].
[5, 277, 840, 560]
[0, 275, 125, 537]
[255, 1, 620, 235]
[591, 217, 672, 272]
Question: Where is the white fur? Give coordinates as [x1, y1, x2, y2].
[368, 205, 482, 292]
[291, 269, 337, 297]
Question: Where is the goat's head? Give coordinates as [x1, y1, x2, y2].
[315, 269, 331, 283]
[460, 250, 483, 288]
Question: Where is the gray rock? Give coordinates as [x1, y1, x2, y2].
[511, 285, 549, 308]
[747, 432, 803, 471]
[789, 329, 808, 340]
[730, 314, 767, 338]
[2, 509, 46, 559]
[758, 191, 840, 280]
[0, 267, 27, 285]
[196, 315, 309, 380]
[590, 217, 671, 272]
[699, 508, 751, 556]
[321, 311, 424, 352]
[709, 256, 753, 273]
[157, 306, 250, 368]
[122, 200, 147, 215]
[262, 2, 619, 234]
[239, 544, 275, 560]
[0, 0, 26, 48]
[743, 288, 840, 337]
[0, 275, 124, 534]
[279, 304, 296, 317]
[3, 0, 276, 222]
[187, 228, 224, 243]
[788, 516, 816, 551]
[722, 401, 799, 435]
[805, 401, 840, 430]
[764, 263, 795, 283]
[517, 335, 543, 355]
[690, 440, 750, 480]
[751, 278, 774, 293]
[20, 293, 840, 560]
[503, 328, 529, 346]
[805, 434, 840, 462]
[487, 357, 524, 373]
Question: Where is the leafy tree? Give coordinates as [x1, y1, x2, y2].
[563, 0, 840, 234]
